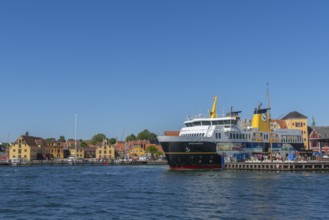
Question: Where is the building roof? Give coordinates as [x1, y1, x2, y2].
[114, 141, 126, 153]
[16, 135, 44, 146]
[309, 126, 329, 139]
[164, 131, 180, 136]
[281, 111, 307, 120]
[271, 120, 288, 129]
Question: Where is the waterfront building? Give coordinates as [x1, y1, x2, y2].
[163, 131, 179, 136]
[96, 139, 115, 160]
[0, 144, 8, 161]
[69, 147, 84, 159]
[114, 140, 163, 159]
[84, 147, 96, 158]
[69, 147, 96, 159]
[9, 135, 50, 161]
[128, 145, 145, 159]
[127, 140, 150, 150]
[308, 126, 329, 153]
[271, 120, 288, 129]
[66, 139, 81, 148]
[47, 141, 70, 159]
[281, 111, 309, 149]
[114, 141, 125, 158]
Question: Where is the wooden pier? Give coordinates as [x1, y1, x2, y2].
[225, 161, 329, 171]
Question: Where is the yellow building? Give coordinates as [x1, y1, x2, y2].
[129, 145, 146, 158]
[69, 147, 96, 159]
[48, 141, 67, 159]
[282, 111, 309, 149]
[96, 140, 115, 160]
[69, 147, 84, 159]
[9, 135, 48, 161]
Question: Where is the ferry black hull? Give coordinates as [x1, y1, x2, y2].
[160, 138, 305, 170]
[160, 141, 222, 170]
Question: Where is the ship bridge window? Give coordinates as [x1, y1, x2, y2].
[185, 123, 194, 127]
[194, 122, 202, 126]
[223, 120, 237, 125]
[213, 120, 225, 125]
[201, 121, 211, 125]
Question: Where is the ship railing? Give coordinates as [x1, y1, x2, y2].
[186, 114, 209, 120]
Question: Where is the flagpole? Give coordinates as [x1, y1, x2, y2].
[267, 82, 273, 162]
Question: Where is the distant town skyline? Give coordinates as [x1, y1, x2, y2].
[1, 1, 329, 142]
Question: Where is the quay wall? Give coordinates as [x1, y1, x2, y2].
[0, 160, 168, 167]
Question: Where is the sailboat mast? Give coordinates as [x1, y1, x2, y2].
[125, 129, 127, 159]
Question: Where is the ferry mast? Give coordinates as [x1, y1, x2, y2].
[209, 96, 218, 118]
[267, 82, 273, 162]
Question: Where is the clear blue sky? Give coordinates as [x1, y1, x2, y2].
[1, 0, 329, 142]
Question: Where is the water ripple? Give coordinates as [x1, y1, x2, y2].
[1, 166, 329, 219]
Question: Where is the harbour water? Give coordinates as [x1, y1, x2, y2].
[1, 166, 328, 219]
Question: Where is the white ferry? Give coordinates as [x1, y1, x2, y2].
[158, 97, 304, 170]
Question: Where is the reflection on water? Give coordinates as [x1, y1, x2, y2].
[0, 166, 328, 219]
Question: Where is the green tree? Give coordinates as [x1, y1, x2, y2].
[156, 151, 164, 157]
[148, 132, 158, 143]
[146, 145, 158, 160]
[108, 138, 117, 145]
[58, 136, 66, 142]
[80, 141, 89, 147]
[137, 129, 150, 140]
[25, 131, 29, 136]
[91, 133, 106, 145]
[126, 134, 137, 142]
[137, 129, 158, 143]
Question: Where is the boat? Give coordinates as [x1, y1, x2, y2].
[10, 158, 28, 166]
[157, 96, 304, 170]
